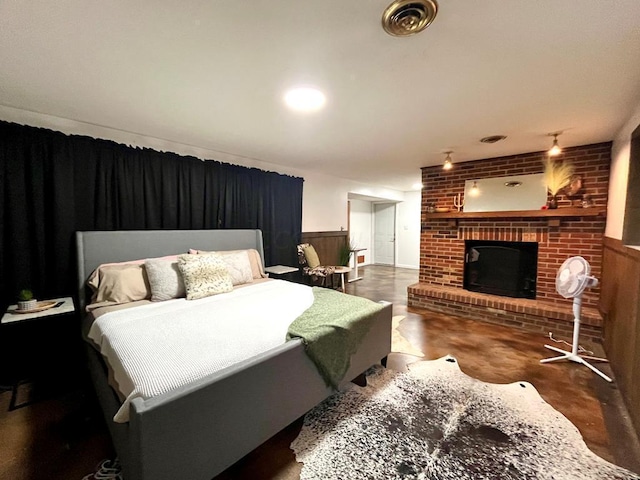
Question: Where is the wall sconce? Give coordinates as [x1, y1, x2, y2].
[548, 132, 562, 156]
[470, 181, 479, 196]
[443, 151, 453, 170]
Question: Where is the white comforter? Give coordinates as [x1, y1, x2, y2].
[88, 280, 314, 422]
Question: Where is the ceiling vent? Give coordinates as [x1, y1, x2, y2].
[480, 135, 507, 144]
[382, 0, 438, 37]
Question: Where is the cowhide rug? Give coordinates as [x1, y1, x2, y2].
[392, 316, 425, 357]
[291, 356, 640, 480]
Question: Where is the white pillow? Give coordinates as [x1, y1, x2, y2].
[177, 253, 233, 300]
[145, 258, 185, 301]
[218, 251, 253, 286]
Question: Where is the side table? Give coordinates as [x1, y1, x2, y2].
[2, 296, 75, 324]
[332, 266, 352, 293]
[265, 265, 299, 282]
[1, 296, 77, 409]
[348, 248, 367, 282]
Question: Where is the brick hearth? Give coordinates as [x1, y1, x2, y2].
[409, 143, 610, 340]
[408, 283, 603, 343]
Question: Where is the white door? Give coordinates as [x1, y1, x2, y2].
[374, 203, 396, 265]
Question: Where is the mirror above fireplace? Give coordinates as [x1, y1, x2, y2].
[463, 173, 546, 213]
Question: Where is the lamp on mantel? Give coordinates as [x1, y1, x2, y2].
[548, 132, 562, 156]
[443, 151, 453, 170]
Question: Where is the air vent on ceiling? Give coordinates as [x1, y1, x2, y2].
[480, 135, 507, 144]
[382, 0, 438, 37]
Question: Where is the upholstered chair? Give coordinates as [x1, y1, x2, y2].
[296, 243, 337, 287]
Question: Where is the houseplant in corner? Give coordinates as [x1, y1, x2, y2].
[17, 289, 37, 311]
[338, 239, 357, 267]
[543, 157, 574, 209]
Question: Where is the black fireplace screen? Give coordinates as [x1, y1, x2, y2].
[463, 240, 538, 299]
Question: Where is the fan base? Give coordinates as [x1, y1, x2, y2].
[541, 345, 612, 382]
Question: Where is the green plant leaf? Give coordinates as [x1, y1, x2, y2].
[18, 289, 33, 301]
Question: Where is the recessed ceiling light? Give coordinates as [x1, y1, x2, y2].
[284, 87, 326, 112]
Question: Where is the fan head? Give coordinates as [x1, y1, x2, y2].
[556, 256, 598, 298]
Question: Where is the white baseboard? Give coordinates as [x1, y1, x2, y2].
[395, 263, 419, 270]
[359, 262, 418, 270]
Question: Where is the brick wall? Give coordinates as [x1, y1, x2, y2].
[421, 143, 610, 210]
[418, 142, 611, 311]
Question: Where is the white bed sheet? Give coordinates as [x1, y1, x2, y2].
[87, 279, 314, 422]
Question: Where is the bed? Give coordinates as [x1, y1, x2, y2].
[76, 229, 392, 480]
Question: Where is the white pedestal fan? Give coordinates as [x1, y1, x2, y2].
[540, 256, 612, 382]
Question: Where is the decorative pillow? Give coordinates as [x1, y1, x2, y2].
[145, 258, 186, 301]
[216, 251, 253, 286]
[177, 253, 233, 300]
[189, 248, 267, 279]
[91, 264, 151, 304]
[303, 245, 321, 269]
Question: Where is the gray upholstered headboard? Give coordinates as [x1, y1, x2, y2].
[75, 229, 265, 311]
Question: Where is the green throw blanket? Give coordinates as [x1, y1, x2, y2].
[287, 287, 385, 388]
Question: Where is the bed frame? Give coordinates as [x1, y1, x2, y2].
[76, 229, 392, 480]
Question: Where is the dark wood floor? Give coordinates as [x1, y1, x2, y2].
[1, 265, 639, 479]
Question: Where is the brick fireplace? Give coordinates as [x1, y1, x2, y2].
[408, 143, 610, 342]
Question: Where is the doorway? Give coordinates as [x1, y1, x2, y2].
[374, 203, 396, 265]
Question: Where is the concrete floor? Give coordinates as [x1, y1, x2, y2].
[219, 265, 640, 478]
[1, 264, 638, 479]
[347, 265, 640, 475]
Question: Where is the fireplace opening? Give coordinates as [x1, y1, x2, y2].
[463, 240, 538, 299]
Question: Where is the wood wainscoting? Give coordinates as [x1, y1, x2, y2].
[301, 231, 348, 266]
[600, 236, 640, 437]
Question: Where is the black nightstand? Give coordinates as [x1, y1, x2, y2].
[1, 297, 81, 409]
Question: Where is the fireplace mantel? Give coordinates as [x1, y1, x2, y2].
[424, 206, 606, 227]
[424, 206, 606, 219]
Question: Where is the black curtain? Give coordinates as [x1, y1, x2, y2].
[0, 121, 303, 308]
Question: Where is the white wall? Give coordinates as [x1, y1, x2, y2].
[300, 173, 404, 232]
[0, 105, 405, 233]
[396, 190, 421, 269]
[349, 199, 373, 265]
[607, 99, 640, 240]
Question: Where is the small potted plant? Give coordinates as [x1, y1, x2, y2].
[338, 239, 357, 267]
[17, 289, 37, 311]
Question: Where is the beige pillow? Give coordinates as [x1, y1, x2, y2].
[189, 248, 267, 279]
[87, 255, 179, 291]
[178, 253, 233, 300]
[145, 258, 186, 301]
[91, 264, 151, 304]
[303, 245, 321, 269]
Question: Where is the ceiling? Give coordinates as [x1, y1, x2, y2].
[2, 1, 640, 192]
